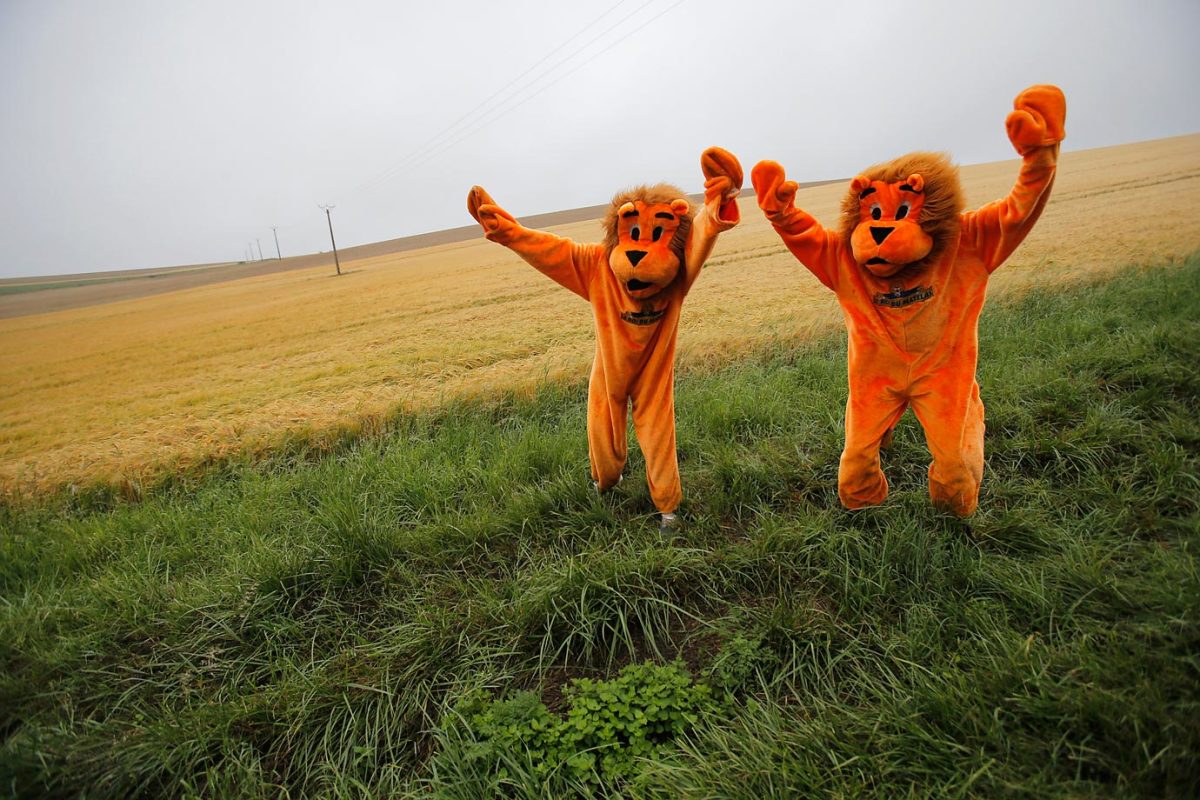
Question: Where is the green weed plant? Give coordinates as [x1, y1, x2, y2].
[435, 661, 717, 793]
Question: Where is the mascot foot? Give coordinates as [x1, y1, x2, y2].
[659, 512, 681, 533]
[593, 474, 623, 495]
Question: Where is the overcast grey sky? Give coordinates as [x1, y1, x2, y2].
[1, 0, 1197, 278]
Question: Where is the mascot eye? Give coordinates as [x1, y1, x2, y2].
[631, 225, 641, 241]
[896, 203, 910, 220]
[870, 204, 882, 221]
[652, 226, 663, 242]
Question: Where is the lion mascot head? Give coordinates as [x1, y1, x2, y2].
[839, 151, 965, 278]
[602, 185, 694, 300]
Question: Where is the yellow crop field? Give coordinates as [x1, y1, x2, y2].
[1, 134, 1198, 499]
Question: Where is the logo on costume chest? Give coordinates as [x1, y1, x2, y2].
[873, 284, 934, 308]
[620, 308, 666, 326]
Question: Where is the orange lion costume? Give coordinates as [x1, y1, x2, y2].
[752, 85, 1066, 516]
[468, 147, 743, 529]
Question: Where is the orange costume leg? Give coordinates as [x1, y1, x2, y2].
[910, 378, 986, 517]
[630, 365, 682, 515]
[838, 380, 908, 509]
[587, 354, 629, 492]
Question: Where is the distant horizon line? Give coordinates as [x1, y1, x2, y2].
[3, 131, 1196, 284]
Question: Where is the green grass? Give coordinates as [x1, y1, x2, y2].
[0, 277, 142, 295]
[1, 257, 1198, 798]
[0, 265, 232, 296]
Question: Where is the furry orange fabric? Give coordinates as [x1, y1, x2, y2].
[752, 85, 1066, 516]
[468, 147, 742, 516]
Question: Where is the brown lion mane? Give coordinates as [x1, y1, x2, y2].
[601, 183, 694, 260]
[838, 151, 965, 270]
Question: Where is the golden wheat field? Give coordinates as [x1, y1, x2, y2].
[1, 135, 1198, 498]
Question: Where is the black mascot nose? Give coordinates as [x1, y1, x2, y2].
[870, 226, 893, 245]
[626, 250, 647, 267]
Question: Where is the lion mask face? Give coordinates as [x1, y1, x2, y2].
[603, 185, 693, 301]
[848, 175, 933, 278]
[840, 152, 965, 280]
[608, 198, 690, 299]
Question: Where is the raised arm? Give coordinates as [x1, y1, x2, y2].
[751, 161, 841, 290]
[468, 186, 603, 300]
[683, 146, 743, 285]
[961, 85, 1066, 273]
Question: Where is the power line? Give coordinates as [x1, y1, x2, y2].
[404, 0, 689, 175]
[342, 0, 643, 199]
[262, 1, 688, 245]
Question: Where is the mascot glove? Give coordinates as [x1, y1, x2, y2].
[1006, 84, 1067, 156]
[468, 185, 518, 241]
[751, 160, 799, 222]
[701, 146, 744, 205]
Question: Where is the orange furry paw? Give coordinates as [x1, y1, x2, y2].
[467, 185, 516, 237]
[701, 146, 744, 203]
[1006, 84, 1066, 156]
[751, 160, 798, 219]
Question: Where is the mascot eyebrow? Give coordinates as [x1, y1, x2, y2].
[857, 184, 918, 199]
[752, 84, 1065, 518]
[468, 147, 742, 532]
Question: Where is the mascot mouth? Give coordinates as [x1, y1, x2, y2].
[627, 278, 654, 292]
[866, 257, 888, 266]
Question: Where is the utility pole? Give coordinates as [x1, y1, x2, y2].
[319, 205, 342, 276]
[271, 226, 282, 260]
[256, 238, 264, 261]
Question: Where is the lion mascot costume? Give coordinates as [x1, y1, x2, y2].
[752, 85, 1066, 516]
[468, 147, 743, 530]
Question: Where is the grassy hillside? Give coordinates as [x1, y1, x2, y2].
[1, 257, 1198, 798]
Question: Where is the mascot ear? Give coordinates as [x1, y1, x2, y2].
[850, 175, 872, 196]
[670, 199, 689, 215]
[617, 201, 637, 217]
[905, 174, 925, 193]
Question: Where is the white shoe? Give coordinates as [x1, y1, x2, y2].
[659, 512, 680, 532]
[593, 474, 623, 494]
